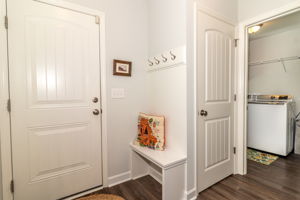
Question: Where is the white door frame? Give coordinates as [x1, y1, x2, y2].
[0, 0, 12, 199]
[236, 1, 300, 175]
[0, 1, 108, 199]
[195, 3, 238, 193]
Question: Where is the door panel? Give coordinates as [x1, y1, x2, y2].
[28, 123, 92, 182]
[197, 11, 235, 192]
[26, 16, 89, 108]
[26, 17, 88, 106]
[8, 1, 102, 199]
[205, 117, 230, 169]
[205, 30, 231, 103]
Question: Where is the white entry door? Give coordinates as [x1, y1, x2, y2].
[7, 1, 102, 199]
[197, 11, 235, 192]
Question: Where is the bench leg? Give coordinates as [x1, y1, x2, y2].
[162, 164, 186, 200]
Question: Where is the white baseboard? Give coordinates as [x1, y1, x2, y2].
[108, 171, 131, 187]
[132, 172, 149, 180]
[149, 166, 162, 184]
[185, 188, 197, 200]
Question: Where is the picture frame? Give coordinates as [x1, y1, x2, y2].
[113, 59, 132, 76]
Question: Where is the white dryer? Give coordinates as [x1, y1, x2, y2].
[247, 95, 295, 156]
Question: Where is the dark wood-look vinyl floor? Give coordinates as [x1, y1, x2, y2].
[94, 175, 162, 200]
[198, 153, 300, 200]
[91, 154, 300, 200]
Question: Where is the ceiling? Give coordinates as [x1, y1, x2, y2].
[249, 11, 300, 40]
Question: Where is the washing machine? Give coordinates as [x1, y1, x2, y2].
[247, 95, 295, 156]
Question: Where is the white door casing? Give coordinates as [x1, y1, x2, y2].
[197, 11, 235, 192]
[8, 0, 103, 199]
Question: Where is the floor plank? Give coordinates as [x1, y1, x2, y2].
[81, 154, 300, 200]
[197, 153, 300, 200]
[84, 175, 162, 200]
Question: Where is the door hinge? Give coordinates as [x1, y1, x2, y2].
[234, 39, 239, 47]
[7, 99, 11, 112]
[95, 16, 100, 24]
[10, 180, 14, 193]
[234, 94, 237, 101]
[233, 147, 237, 154]
[4, 15, 8, 29]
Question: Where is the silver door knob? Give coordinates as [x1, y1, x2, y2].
[93, 97, 99, 103]
[93, 109, 100, 115]
[200, 110, 208, 117]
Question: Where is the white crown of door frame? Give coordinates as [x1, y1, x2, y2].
[0, 1, 107, 200]
[236, 1, 300, 175]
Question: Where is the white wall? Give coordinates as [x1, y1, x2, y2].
[65, 0, 187, 186]
[238, 0, 300, 21]
[146, 66, 187, 153]
[186, 0, 238, 197]
[148, 0, 186, 56]
[146, 1, 187, 197]
[249, 28, 300, 113]
[197, 0, 238, 23]
[65, 0, 149, 182]
[147, 0, 187, 154]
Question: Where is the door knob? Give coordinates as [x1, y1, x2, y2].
[93, 97, 99, 103]
[200, 110, 208, 117]
[93, 109, 100, 115]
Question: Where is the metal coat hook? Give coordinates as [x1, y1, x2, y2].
[170, 51, 176, 60]
[154, 57, 160, 65]
[148, 59, 154, 66]
[161, 54, 168, 62]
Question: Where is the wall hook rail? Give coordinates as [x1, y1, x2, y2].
[147, 46, 186, 72]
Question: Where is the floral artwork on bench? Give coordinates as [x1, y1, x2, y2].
[135, 113, 165, 151]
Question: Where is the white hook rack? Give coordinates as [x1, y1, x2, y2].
[147, 46, 186, 72]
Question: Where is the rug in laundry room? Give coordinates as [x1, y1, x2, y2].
[247, 148, 279, 165]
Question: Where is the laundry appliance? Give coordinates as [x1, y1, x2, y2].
[247, 95, 295, 156]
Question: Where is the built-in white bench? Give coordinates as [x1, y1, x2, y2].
[130, 143, 187, 200]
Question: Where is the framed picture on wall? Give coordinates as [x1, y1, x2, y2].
[113, 59, 132, 76]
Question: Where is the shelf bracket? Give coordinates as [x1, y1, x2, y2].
[280, 59, 287, 73]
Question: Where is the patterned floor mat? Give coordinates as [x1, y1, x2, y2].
[247, 148, 279, 165]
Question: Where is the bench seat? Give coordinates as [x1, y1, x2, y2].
[130, 143, 186, 169]
[130, 142, 187, 200]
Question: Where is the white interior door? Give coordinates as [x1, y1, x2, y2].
[197, 11, 235, 192]
[8, 1, 102, 199]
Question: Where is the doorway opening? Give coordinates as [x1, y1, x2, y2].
[245, 10, 300, 195]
